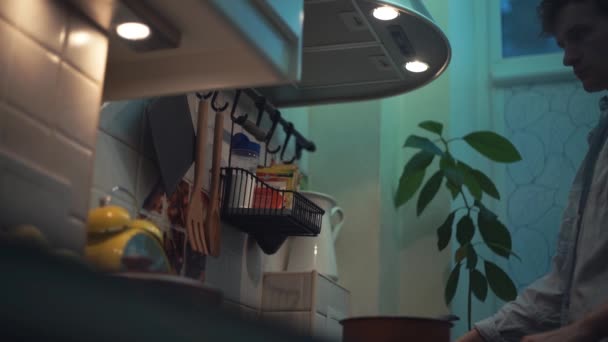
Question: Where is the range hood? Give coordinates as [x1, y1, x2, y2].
[256, 0, 451, 107]
[67, 0, 449, 106]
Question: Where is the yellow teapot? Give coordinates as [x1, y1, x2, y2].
[85, 186, 171, 274]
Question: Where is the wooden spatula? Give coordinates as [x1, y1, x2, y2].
[206, 108, 224, 257]
[186, 98, 210, 254]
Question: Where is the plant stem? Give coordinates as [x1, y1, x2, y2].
[440, 137, 450, 153]
[459, 189, 471, 213]
[446, 137, 463, 144]
[468, 269, 472, 331]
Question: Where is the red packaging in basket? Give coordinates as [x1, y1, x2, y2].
[253, 187, 284, 209]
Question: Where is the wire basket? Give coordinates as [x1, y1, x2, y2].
[219, 167, 324, 236]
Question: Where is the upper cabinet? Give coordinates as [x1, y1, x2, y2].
[69, 0, 450, 106]
[68, 0, 304, 100]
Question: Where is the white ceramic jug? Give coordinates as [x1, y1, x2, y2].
[286, 191, 345, 281]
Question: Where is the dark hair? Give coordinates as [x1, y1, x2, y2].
[538, 0, 608, 35]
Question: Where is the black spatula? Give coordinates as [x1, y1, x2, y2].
[146, 95, 195, 197]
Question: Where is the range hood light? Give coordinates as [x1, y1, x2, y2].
[405, 60, 429, 73]
[372, 6, 399, 20]
[116, 22, 151, 40]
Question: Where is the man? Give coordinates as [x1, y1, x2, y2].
[457, 0, 608, 341]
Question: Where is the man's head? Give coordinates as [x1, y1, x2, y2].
[538, 0, 608, 91]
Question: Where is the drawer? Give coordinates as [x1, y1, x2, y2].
[261, 271, 350, 317]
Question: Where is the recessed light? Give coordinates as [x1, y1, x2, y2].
[405, 60, 429, 73]
[373, 6, 399, 21]
[116, 22, 151, 40]
[70, 31, 90, 46]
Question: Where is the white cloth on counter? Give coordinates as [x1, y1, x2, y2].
[475, 95, 608, 342]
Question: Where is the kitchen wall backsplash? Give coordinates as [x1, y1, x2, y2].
[94, 92, 286, 314]
[0, 1, 108, 253]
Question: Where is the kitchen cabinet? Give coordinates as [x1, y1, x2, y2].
[67, 0, 451, 106]
[67, 0, 304, 100]
[261, 271, 350, 341]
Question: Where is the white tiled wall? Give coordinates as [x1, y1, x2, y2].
[94, 92, 267, 311]
[0, 0, 108, 253]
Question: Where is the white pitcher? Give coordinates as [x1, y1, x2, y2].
[286, 191, 345, 281]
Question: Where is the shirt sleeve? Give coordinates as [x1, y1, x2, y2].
[472, 143, 590, 342]
[474, 191, 580, 341]
[474, 267, 564, 342]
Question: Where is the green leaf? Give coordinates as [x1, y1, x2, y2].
[485, 261, 517, 301]
[471, 169, 500, 200]
[419, 121, 443, 135]
[455, 244, 468, 263]
[395, 170, 425, 207]
[457, 162, 482, 201]
[437, 212, 455, 251]
[475, 201, 497, 221]
[471, 269, 488, 301]
[441, 155, 462, 198]
[439, 154, 456, 170]
[486, 243, 522, 262]
[456, 215, 475, 245]
[404, 151, 435, 174]
[478, 213, 512, 258]
[463, 131, 522, 163]
[445, 180, 460, 199]
[417, 170, 443, 216]
[442, 161, 464, 188]
[467, 246, 478, 269]
[404, 135, 444, 156]
[395, 151, 434, 207]
[445, 263, 461, 305]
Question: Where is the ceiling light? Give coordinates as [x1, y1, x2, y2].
[70, 31, 90, 46]
[116, 22, 151, 40]
[405, 60, 429, 73]
[373, 6, 399, 21]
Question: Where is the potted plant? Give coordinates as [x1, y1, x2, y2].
[395, 120, 522, 330]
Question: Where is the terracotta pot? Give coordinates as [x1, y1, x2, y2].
[341, 316, 453, 342]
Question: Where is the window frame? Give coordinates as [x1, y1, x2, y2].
[488, 0, 575, 87]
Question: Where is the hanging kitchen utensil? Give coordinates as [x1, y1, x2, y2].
[205, 93, 225, 257]
[146, 95, 195, 196]
[185, 98, 210, 254]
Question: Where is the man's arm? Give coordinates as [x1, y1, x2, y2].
[456, 240, 569, 342]
[456, 329, 485, 342]
[454, 274, 563, 342]
[520, 301, 608, 341]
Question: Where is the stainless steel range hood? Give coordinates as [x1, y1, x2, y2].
[255, 0, 451, 107]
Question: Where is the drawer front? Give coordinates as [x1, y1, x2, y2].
[262, 272, 350, 316]
[262, 272, 314, 311]
[315, 273, 350, 317]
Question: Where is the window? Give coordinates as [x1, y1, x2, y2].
[500, 0, 561, 58]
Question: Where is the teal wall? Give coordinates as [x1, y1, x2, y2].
[303, 0, 453, 317]
[308, 100, 382, 315]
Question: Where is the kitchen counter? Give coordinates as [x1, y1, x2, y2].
[0, 242, 324, 342]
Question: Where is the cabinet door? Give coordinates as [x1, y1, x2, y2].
[210, 0, 303, 80]
[254, 0, 304, 39]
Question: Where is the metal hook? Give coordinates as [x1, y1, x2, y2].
[283, 142, 303, 165]
[195, 91, 214, 100]
[255, 97, 266, 127]
[265, 109, 281, 154]
[280, 122, 295, 162]
[290, 142, 305, 164]
[229, 90, 248, 124]
[211, 91, 229, 112]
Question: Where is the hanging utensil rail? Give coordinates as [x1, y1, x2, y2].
[198, 88, 316, 165]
